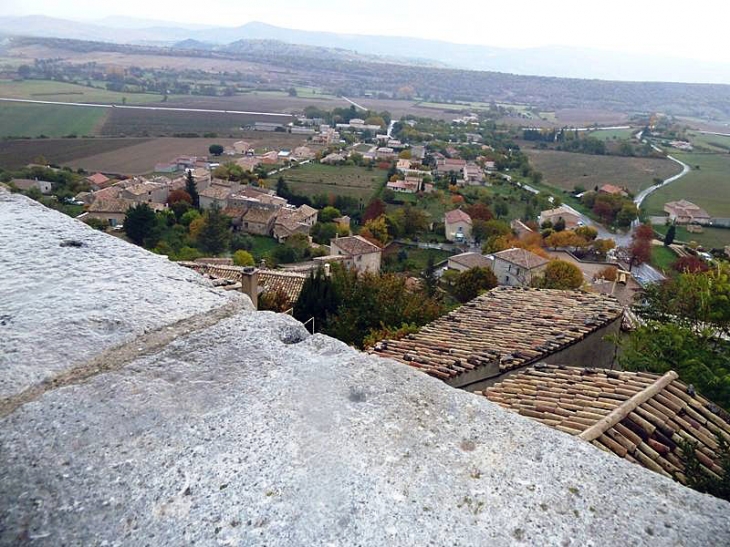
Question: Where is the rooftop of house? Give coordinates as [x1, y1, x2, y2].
[199, 184, 233, 201]
[124, 181, 167, 196]
[448, 252, 492, 270]
[242, 206, 279, 224]
[87, 197, 134, 213]
[332, 235, 382, 256]
[86, 172, 110, 185]
[541, 205, 580, 218]
[480, 364, 730, 486]
[1, 189, 729, 544]
[665, 200, 711, 217]
[258, 269, 307, 303]
[370, 287, 624, 381]
[600, 184, 626, 195]
[444, 209, 472, 225]
[10, 178, 51, 190]
[492, 247, 550, 270]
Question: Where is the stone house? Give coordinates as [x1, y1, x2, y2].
[330, 235, 382, 274]
[539, 205, 582, 229]
[488, 248, 549, 287]
[240, 206, 279, 236]
[447, 252, 492, 273]
[664, 200, 711, 224]
[444, 209, 472, 242]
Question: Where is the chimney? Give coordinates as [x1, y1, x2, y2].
[240, 267, 259, 309]
[324, 263, 331, 278]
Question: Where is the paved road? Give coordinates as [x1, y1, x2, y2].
[633, 146, 691, 208]
[267, 159, 311, 176]
[0, 97, 293, 118]
[341, 96, 367, 111]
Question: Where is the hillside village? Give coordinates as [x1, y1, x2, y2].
[3, 104, 730, 513]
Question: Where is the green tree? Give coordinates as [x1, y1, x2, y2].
[451, 267, 498, 303]
[185, 170, 200, 209]
[197, 203, 230, 255]
[311, 222, 338, 244]
[208, 144, 224, 156]
[534, 260, 584, 290]
[422, 253, 439, 298]
[319, 206, 342, 223]
[294, 268, 340, 332]
[664, 224, 676, 246]
[124, 203, 157, 246]
[233, 250, 255, 266]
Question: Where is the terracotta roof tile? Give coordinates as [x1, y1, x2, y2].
[449, 252, 492, 270]
[332, 235, 381, 256]
[444, 209, 472, 225]
[369, 287, 623, 381]
[492, 248, 550, 270]
[258, 269, 307, 303]
[480, 365, 730, 485]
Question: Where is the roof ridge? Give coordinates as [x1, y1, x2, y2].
[579, 370, 679, 442]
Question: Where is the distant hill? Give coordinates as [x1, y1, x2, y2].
[1, 15, 729, 84]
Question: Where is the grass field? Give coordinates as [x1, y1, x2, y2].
[650, 245, 678, 274]
[586, 128, 635, 141]
[643, 151, 730, 219]
[249, 235, 280, 261]
[0, 102, 109, 138]
[282, 163, 383, 200]
[523, 148, 682, 194]
[687, 131, 730, 153]
[0, 79, 168, 105]
[653, 224, 730, 250]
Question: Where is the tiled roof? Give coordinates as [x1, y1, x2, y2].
[242, 207, 278, 224]
[448, 252, 492, 270]
[200, 185, 233, 200]
[493, 248, 550, 270]
[480, 364, 730, 485]
[370, 287, 623, 381]
[600, 184, 626, 195]
[332, 235, 381, 256]
[258, 269, 307, 303]
[540, 205, 580, 219]
[87, 173, 110, 185]
[87, 197, 134, 214]
[444, 209, 472, 225]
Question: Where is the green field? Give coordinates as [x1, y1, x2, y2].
[687, 131, 730, 153]
[586, 128, 635, 141]
[653, 224, 730, 250]
[282, 163, 382, 200]
[650, 245, 678, 274]
[643, 151, 730, 219]
[524, 148, 682, 194]
[0, 80, 169, 105]
[0, 102, 109, 138]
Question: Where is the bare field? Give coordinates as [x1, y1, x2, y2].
[554, 109, 630, 126]
[0, 138, 151, 170]
[523, 148, 682, 194]
[61, 135, 310, 175]
[99, 108, 294, 137]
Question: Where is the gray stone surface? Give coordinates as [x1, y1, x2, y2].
[1, 191, 729, 546]
[0, 191, 238, 399]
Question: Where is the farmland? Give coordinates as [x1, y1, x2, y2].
[653, 224, 730, 250]
[0, 79, 169, 104]
[0, 102, 108, 138]
[523, 148, 682, 194]
[643, 150, 730, 219]
[281, 163, 383, 201]
[0, 137, 151, 170]
[585, 128, 636, 141]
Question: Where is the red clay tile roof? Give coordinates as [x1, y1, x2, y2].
[242, 207, 278, 224]
[200, 185, 232, 201]
[332, 235, 381, 256]
[87, 173, 110, 185]
[492, 248, 550, 270]
[87, 197, 133, 214]
[370, 287, 623, 381]
[480, 364, 730, 486]
[258, 269, 307, 303]
[444, 209, 472, 225]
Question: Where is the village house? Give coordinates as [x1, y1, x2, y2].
[292, 146, 316, 161]
[240, 206, 279, 236]
[84, 197, 134, 227]
[599, 184, 628, 197]
[444, 209, 472, 243]
[233, 141, 252, 155]
[435, 158, 467, 176]
[311, 126, 340, 145]
[480, 364, 730, 488]
[539, 205, 582, 229]
[376, 147, 396, 160]
[487, 247, 550, 287]
[236, 156, 261, 171]
[122, 180, 170, 205]
[273, 204, 319, 242]
[199, 184, 234, 210]
[386, 177, 422, 194]
[463, 162, 485, 185]
[447, 252, 492, 272]
[85, 172, 112, 190]
[370, 287, 624, 390]
[396, 158, 412, 172]
[330, 235, 382, 274]
[258, 151, 279, 165]
[664, 200, 711, 225]
[10, 178, 52, 194]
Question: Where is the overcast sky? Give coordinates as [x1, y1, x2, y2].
[2, 0, 728, 63]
